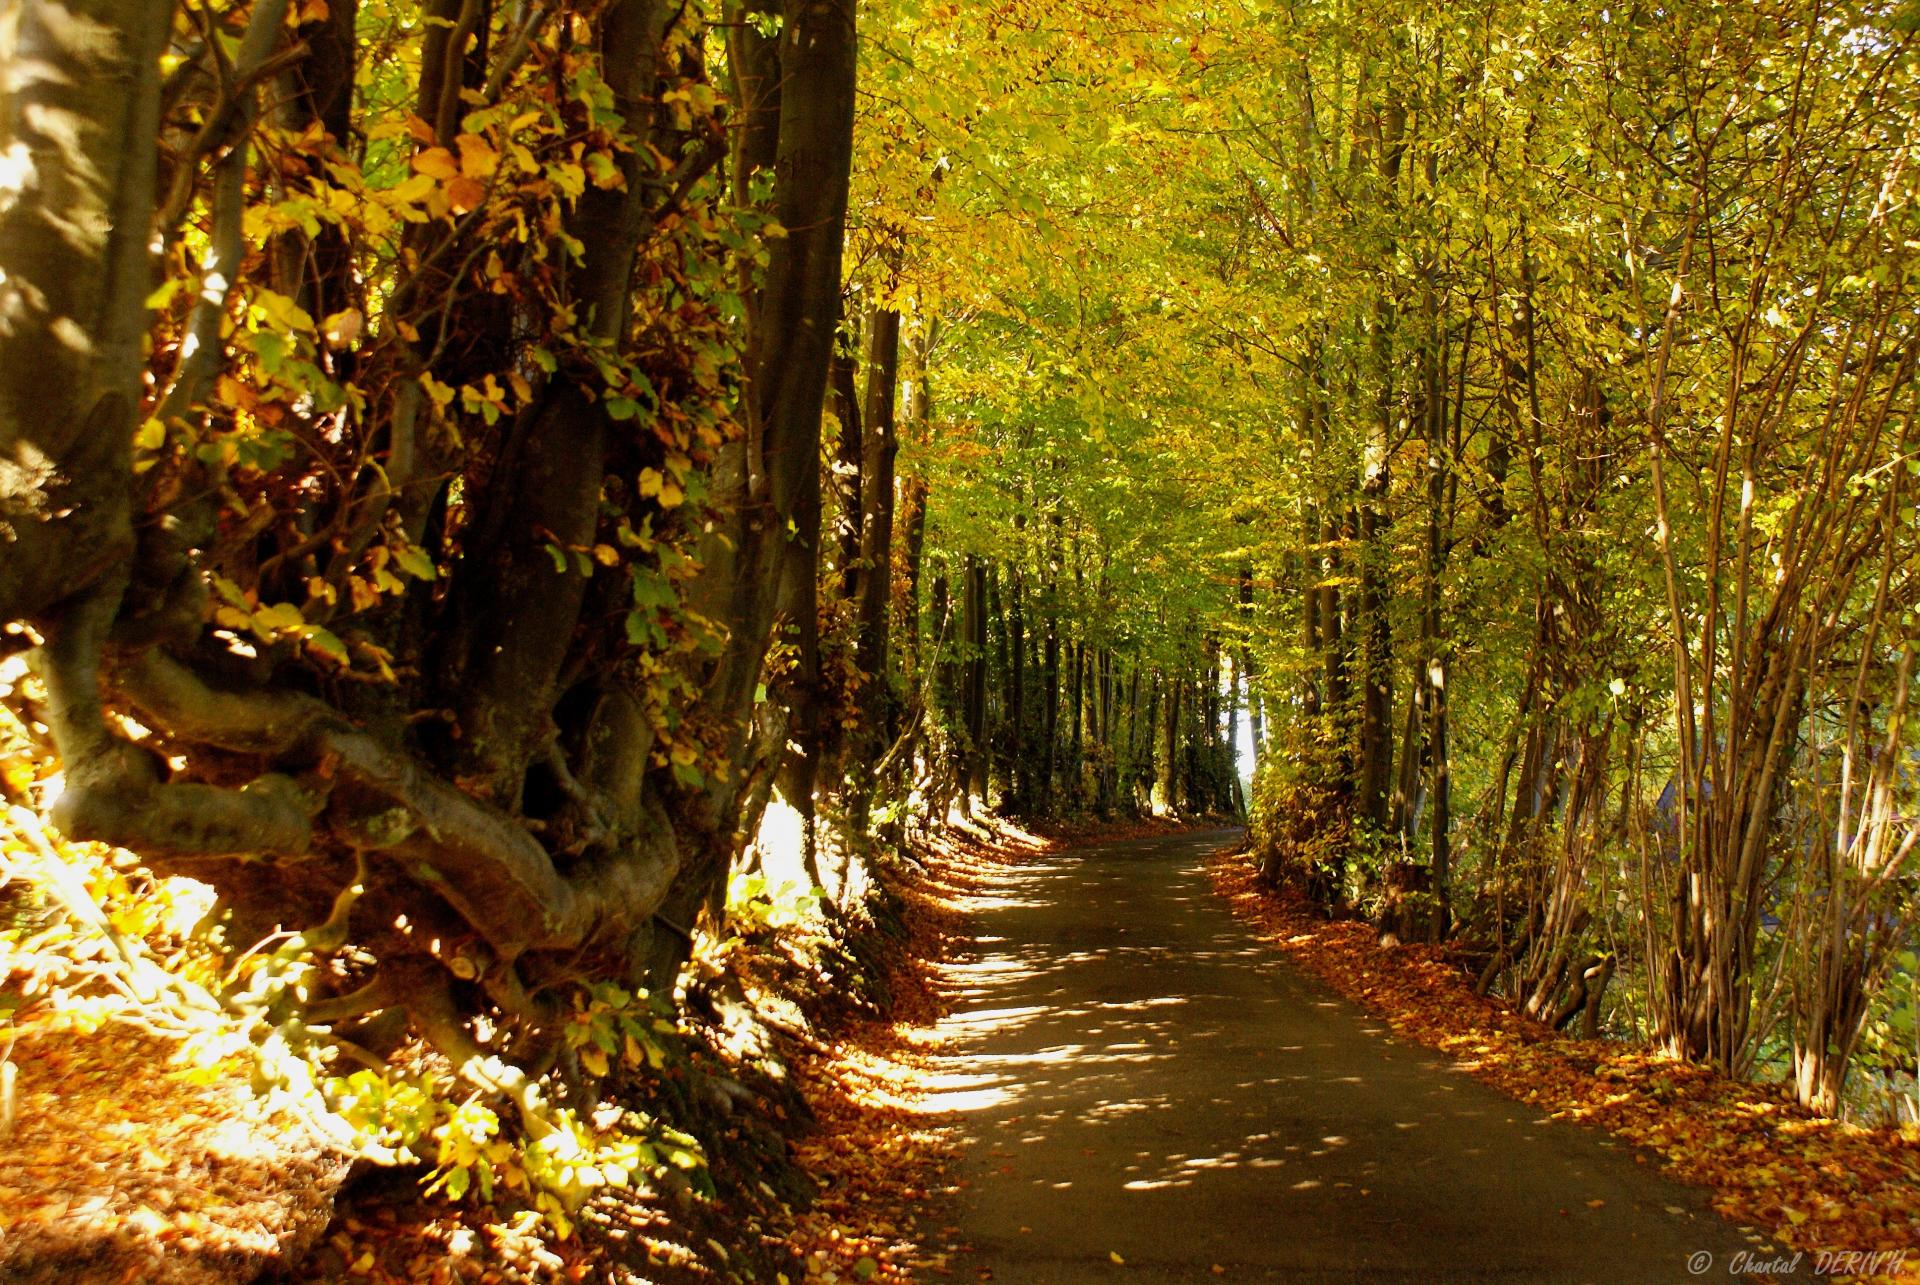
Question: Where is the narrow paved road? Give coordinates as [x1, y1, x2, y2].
[935, 828, 1761, 1283]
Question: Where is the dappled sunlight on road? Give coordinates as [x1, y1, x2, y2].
[933, 828, 1758, 1282]
[923, 831, 1415, 1202]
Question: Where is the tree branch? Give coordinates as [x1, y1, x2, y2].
[110, 649, 683, 959]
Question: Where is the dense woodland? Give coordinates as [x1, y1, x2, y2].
[2, 0, 1919, 1250]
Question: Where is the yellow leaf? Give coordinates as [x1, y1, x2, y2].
[413, 147, 458, 180]
[387, 173, 436, 206]
[253, 601, 306, 631]
[145, 277, 187, 311]
[420, 373, 455, 408]
[252, 288, 315, 335]
[456, 133, 500, 179]
[320, 308, 363, 349]
[1110, 1251, 1126, 1264]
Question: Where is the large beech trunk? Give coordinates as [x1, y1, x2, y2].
[2, 0, 859, 1118]
[0, 0, 168, 629]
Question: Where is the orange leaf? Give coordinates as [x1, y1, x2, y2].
[412, 147, 458, 181]
[447, 176, 486, 212]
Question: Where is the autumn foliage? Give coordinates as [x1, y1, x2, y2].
[4, 0, 1920, 1276]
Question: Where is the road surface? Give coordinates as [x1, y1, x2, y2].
[934, 828, 1763, 1283]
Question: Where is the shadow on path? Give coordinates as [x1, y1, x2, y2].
[934, 828, 1763, 1284]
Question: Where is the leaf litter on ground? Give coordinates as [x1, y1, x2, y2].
[1207, 850, 1920, 1284]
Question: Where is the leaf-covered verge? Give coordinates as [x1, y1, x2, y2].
[3, 804, 1148, 1282]
[2, 798, 355, 1283]
[1, 841, 836, 1282]
[1208, 849, 1920, 1282]
[277, 841, 952, 1285]
[0, 1023, 347, 1283]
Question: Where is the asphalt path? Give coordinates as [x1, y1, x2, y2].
[936, 828, 1765, 1283]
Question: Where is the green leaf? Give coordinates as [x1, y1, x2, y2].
[394, 545, 437, 580]
[304, 627, 350, 666]
[445, 1165, 471, 1200]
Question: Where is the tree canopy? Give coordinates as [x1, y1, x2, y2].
[2, 0, 1918, 1253]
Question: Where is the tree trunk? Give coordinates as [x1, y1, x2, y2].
[829, 323, 863, 601]
[1159, 673, 1181, 815]
[853, 303, 900, 783]
[1069, 638, 1085, 807]
[1009, 558, 1028, 809]
[964, 555, 990, 802]
[0, 0, 169, 628]
[1041, 611, 1060, 813]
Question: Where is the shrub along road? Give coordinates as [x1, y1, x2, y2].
[936, 829, 1759, 1283]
